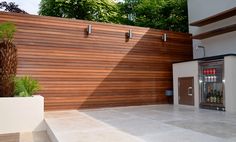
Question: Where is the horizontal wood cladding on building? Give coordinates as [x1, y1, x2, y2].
[0, 12, 193, 110]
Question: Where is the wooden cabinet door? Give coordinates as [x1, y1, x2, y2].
[178, 77, 194, 106]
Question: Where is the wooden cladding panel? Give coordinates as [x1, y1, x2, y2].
[0, 12, 192, 110]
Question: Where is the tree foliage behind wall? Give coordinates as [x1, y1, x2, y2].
[39, 0, 120, 23]
[39, 0, 188, 32]
[0, 1, 28, 14]
[134, 0, 188, 32]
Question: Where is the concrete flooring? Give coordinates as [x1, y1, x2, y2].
[20, 131, 51, 142]
[45, 105, 236, 142]
[0, 131, 51, 142]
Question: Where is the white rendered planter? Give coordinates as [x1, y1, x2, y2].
[0, 95, 45, 134]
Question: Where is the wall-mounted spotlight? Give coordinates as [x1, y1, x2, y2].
[162, 33, 167, 42]
[87, 24, 92, 35]
[128, 29, 133, 39]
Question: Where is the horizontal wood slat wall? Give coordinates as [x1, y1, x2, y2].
[0, 12, 193, 110]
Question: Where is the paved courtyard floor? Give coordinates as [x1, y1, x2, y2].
[45, 105, 236, 142]
[0, 131, 51, 142]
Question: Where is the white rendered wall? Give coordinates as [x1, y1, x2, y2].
[187, 0, 236, 59]
[173, 61, 199, 108]
[224, 56, 236, 113]
[0, 95, 45, 134]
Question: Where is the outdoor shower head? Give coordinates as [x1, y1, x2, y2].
[195, 45, 206, 57]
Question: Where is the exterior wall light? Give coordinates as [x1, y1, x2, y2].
[87, 24, 92, 35]
[128, 29, 133, 39]
[162, 33, 167, 42]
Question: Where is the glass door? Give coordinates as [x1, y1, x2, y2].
[199, 59, 225, 111]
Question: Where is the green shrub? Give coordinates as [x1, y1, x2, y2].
[13, 76, 40, 97]
[0, 22, 16, 42]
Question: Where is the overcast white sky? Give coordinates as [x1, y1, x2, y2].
[2, 0, 124, 15]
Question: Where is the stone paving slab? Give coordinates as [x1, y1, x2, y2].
[45, 105, 236, 142]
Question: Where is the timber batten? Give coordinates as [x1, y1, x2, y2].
[0, 12, 192, 110]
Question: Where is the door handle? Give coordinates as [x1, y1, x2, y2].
[188, 87, 193, 96]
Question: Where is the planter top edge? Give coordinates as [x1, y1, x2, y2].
[0, 95, 44, 99]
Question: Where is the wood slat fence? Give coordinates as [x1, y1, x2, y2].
[0, 12, 192, 110]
